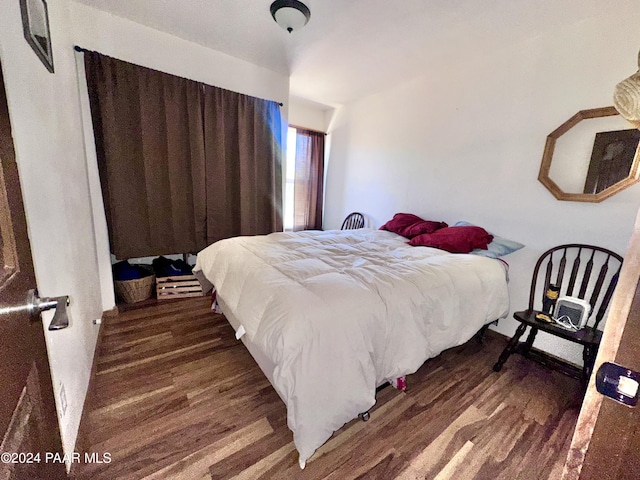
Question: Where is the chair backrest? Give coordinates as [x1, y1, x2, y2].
[341, 212, 365, 230]
[528, 244, 623, 330]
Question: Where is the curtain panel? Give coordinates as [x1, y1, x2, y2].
[84, 52, 283, 259]
[293, 128, 325, 231]
[203, 85, 283, 243]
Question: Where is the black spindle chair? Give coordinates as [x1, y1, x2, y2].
[493, 244, 623, 387]
[341, 212, 365, 230]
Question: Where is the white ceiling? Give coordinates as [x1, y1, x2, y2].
[72, 0, 609, 108]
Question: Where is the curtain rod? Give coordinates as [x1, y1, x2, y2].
[73, 45, 284, 107]
[290, 124, 328, 135]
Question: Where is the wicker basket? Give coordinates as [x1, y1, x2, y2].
[114, 275, 156, 304]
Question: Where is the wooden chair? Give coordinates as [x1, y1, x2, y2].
[493, 244, 623, 387]
[341, 212, 365, 230]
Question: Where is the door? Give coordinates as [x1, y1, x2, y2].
[0, 62, 66, 479]
[561, 208, 640, 480]
[579, 280, 640, 479]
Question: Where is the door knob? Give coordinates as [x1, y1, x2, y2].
[0, 289, 70, 330]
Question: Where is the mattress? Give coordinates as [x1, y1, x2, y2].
[194, 228, 510, 467]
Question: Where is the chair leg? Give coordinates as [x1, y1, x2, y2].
[493, 323, 528, 372]
[523, 327, 539, 357]
[582, 345, 598, 389]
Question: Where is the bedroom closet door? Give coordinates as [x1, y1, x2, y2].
[0, 63, 66, 479]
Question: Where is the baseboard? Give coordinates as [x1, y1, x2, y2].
[515, 344, 583, 379]
[486, 322, 583, 369]
[68, 312, 107, 478]
[102, 305, 119, 317]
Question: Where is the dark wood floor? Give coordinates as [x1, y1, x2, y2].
[75, 297, 582, 479]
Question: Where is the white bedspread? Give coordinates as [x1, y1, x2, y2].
[194, 229, 509, 467]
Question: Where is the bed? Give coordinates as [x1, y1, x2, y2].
[193, 228, 510, 468]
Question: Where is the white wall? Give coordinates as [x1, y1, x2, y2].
[0, 0, 290, 463]
[0, 0, 103, 462]
[289, 98, 334, 132]
[70, 3, 289, 110]
[324, 4, 640, 365]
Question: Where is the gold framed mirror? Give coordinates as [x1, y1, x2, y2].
[538, 106, 640, 202]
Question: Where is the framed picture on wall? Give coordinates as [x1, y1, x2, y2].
[584, 128, 640, 194]
[19, 0, 54, 73]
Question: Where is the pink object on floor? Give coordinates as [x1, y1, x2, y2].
[210, 289, 222, 313]
[390, 376, 407, 391]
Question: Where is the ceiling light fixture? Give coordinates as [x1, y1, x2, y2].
[270, 0, 311, 34]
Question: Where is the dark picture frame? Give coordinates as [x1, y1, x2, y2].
[584, 128, 640, 194]
[19, 0, 54, 73]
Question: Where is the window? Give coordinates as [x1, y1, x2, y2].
[284, 126, 325, 231]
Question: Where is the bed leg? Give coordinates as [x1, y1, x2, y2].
[476, 325, 489, 344]
[359, 411, 370, 422]
[477, 320, 498, 344]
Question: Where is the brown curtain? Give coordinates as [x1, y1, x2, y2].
[84, 52, 283, 258]
[202, 85, 283, 243]
[293, 128, 324, 230]
[85, 52, 206, 259]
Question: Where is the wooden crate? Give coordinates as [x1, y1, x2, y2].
[156, 275, 203, 300]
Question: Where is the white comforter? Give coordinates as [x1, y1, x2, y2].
[194, 229, 509, 467]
